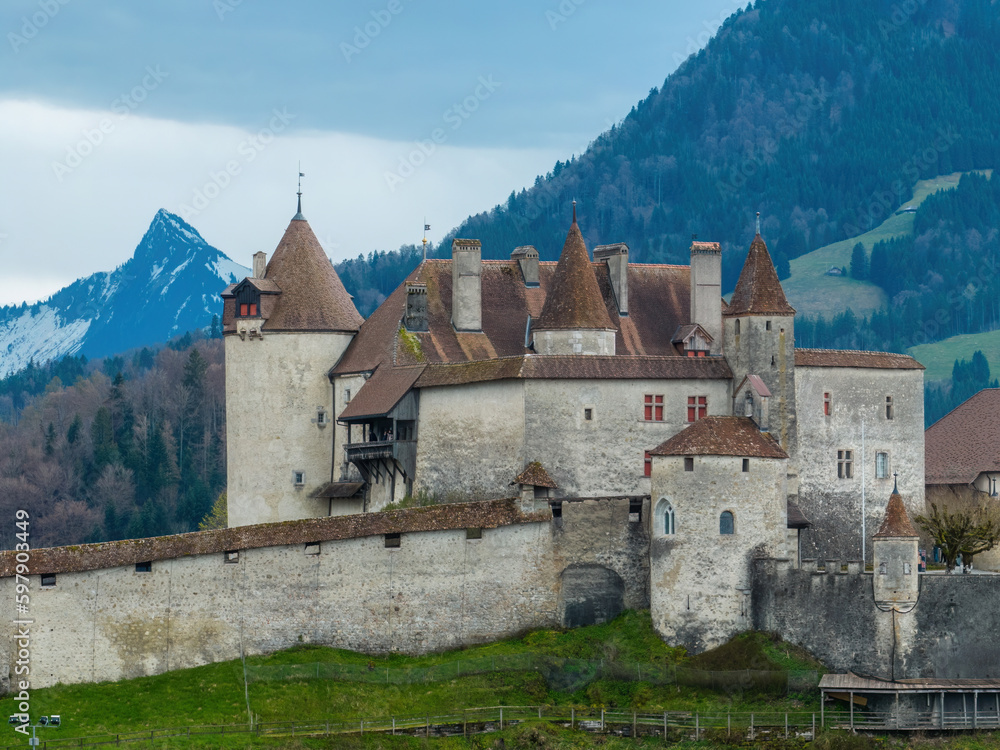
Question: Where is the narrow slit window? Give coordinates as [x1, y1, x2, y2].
[742, 458, 750, 472]
[584, 407, 593, 421]
[684, 457, 694, 472]
[876, 452, 889, 479]
[644, 451, 652, 477]
[628, 498, 643, 523]
[886, 396, 894, 420]
[720, 511, 735, 535]
[550, 502, 563, 519]
[824, 392, 831, 416]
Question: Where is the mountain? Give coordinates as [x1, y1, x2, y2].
[338, 0, 1000, 314]
[0, 210, 247, 375]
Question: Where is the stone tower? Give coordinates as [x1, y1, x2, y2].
[531, 206, 617, 355]
[723, 230, 797, 453]
[221, 200, 363, 527]
[872, 482, 920, 607]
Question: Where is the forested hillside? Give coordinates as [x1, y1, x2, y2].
[338, 0, 1000, 316]
[0, 334, 226, 549]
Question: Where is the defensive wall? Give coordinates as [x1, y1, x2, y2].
[752, 558, 1000, 680]
[0, 497, 648, 690]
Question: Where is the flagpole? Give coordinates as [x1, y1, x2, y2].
[861, 421, 866, 563]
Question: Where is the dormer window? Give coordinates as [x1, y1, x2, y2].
[235, 284, 261, 318]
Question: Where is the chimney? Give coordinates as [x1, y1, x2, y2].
[690, 241, 722, 354]
[511, 245, 539, 287]
[451, 239, 482, 332]
[404, 282, 428, 331]
[593, 243, 629, 316]
[252, 251, 267, 279]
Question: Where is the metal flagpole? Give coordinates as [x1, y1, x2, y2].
[862, 421, 866, 563]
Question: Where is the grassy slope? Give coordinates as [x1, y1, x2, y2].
[783, 172, 991, 318]
[4, 613, 821, 747]
[908, 329, 1000, 382]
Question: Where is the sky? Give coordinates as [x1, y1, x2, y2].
[0, 0, 737, 306]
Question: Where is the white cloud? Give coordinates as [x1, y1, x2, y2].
[0, 99, 563, 306]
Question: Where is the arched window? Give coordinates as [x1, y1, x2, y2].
[720, 511, 735, 535]
[655, 498, 676, 535]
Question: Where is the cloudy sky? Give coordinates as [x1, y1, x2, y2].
[0, 0, 736, 306]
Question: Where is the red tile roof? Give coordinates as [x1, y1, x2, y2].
[535, 221, 614, 331]
[874, 491, 919, 538]
[338, 365, 425, 420]
[414, 354, 732, 388]
[259, 216, 364, 332]
[513, 462, 558, 488]
[925, 388, 1000, 485]
[332, 258, 695, 375]
[649, 416, 788, 458]
[724, 234, 795, 317]
[795, 349, 924, 369]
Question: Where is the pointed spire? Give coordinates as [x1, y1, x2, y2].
[293, 165, 305, 221]
[723, 231, 795, 317]
[756, 211, 761, 235]
[875, 482, 919, 538]
[535, 210, 614, 331]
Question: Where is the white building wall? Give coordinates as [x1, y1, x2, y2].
[794, 366, 925, 563]
[649, 454, 788, 652]
[523, 377, 732, 497]
[225, 330, 354, 527]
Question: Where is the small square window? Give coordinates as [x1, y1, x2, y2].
[384, 533, 400, 549]
[837, 450, 853, 479]
[304, 542, 321, 555]
[886, 396, 894, 420]
[876, 452, 889, 479]
[293, 471, 305, 486]
[316, 409, 328, 426]
[224, 550, 240, 564]
[742, 458, 750, 472]
[684, 457, 694, 472]
[550, 502, 563, 519]
[644, 451, 652, 477]
[40, 574, 55, 587]
[135, 561, 152, 573]
[466, 527, 482, 540]
[584, 408, 593, 421]
[765, 320, 772, 331]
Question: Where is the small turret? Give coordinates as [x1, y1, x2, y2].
[872, 478, 920, 608]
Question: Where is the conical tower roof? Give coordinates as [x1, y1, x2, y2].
[874, 485, 919, 538]
[724, 234, 795, 316]
[535, 213, 614, 331]
[263, 213, 363, 332]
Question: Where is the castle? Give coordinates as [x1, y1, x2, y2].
[6, 200, 1000, 702]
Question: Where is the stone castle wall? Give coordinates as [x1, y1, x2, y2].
[0, 498, 648, 690]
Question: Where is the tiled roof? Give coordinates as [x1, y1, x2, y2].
[338, 364, 425, 420]
[795, 348, 924, 370]
[533, 221, 615, 331]
[925, 388, 1000, 484]
[0, 499, 546, 578]
[724, 234, 795, 317]
[332, 258, 695, 375]
[649, 416, 788, 459]
[257, 215, 363, 332]
[787, 500, 811, 529]
[874, 490, 919, 538]
[414, 355, 732, 388]
[513, 462, 557, 488]
[736, 374, 772, 398]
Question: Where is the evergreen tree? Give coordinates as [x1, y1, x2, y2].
[850, 242, 868, 280]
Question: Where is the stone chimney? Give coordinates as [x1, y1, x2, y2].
[511, 245, 539, 287]
[404, 282, 428, 331]
[690, 241, 722, 354]
[252, 251, 267, 279]
[594, 243, 629, 316]
[451, 239, 482, 332]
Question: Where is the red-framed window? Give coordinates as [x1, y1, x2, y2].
[824, 392, 831, 416]
[687, 396, 707, 422]
[644, 451, 652, 477]
[644, 394, 664, 421]
[238, 302, 258, 317]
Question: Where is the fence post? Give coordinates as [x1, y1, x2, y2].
[360, 720, 363, 736]
[392, 717, 395, 736]
[695, 712, 699, 740]
[812, 713, 816, 739]
[571, 708, 575, 730]
[500, 708, 504, 731]
[538, 706, 542, 719]
[785, 713, 788, 738]
[426, 716, 430, 738]
[728, 712, 731, 737]
[633, 712, 636, 737]
[463, 711, 467, 738]
[601, 708, 605, 732]
[750, 713, 754, 740]
[664, 711, 667, 738]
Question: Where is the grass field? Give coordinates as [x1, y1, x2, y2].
[783, 171, 992, 319]
[908, 328, 1000, 382]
